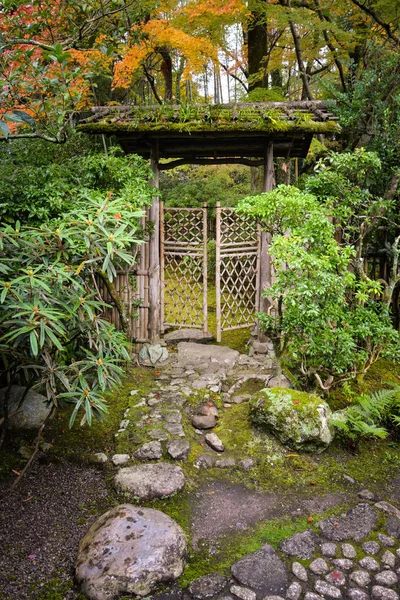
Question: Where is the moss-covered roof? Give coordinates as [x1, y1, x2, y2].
[77, 101, 339, 160]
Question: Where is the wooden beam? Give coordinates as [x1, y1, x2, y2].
[148, 141, 161, 342]
[159, 157, 265, 170]
[259, 143, 275, 324]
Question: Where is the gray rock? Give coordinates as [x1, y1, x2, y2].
[382, 550, 396, 568]
[231, 544, 288, 596]
[374, 571, 398, 586]
[149, 344, 169, 364]
[287, 582, 302, 600]
[292, 562, 308, 582]
[314, 580, 342, 598]
[359, 557, 380, 572]
[372, 587, 399, 600]
[148, 397, 161, 407]
[75, 504, 186, 599]
[232, 394, 251, 404]
[347, 589, 370, 600]
[280, 530, 319, 559]
[18, 445, 33, 459]
[230, 585, 256, 600]
[133, 441, 163, 461]
[119, 419, 130, 429]
[377, 533, 395, 547]
[215, 458, 236, 468]
[375, 502, 400, 520]
[194, 454, 214, 469]
[326, 570, 346, 586]
[358, 489, 375, 501]
[148, 428, 169, 441]
[319, 504, 378, 541]
[192, 414, 217, 429]
[305, 594, 324, 600]
[0, 385, 52, 430]
[164, 423, 185, 436]
[205, 433, 225, 452]
[239, 459, 255, 470]
[111, 453, 130, 466]
[350, 571, 371, 587]
[92, 452, 108, 464]
[333, 559, 354, 571]
[250, 389, 333, 453]
[342, 544, 357, 558]
[310, 558, 330, 575]
[188, 573, 228, 599]
[166, 439, 190, 461]
[177, 343, 239, 373]
[253, 341, 269, 354]
[164, 329, 214, 345]
[343, 474, 356, 484]
[263, 597, 285, 600]
[115, 463, 185, 500]
[362, 541, 380, 555]
[197, 404, 219, 417]
[322, 543, 338, 557]
[386, 516, 400, 539]
[165, 411, 182, 424]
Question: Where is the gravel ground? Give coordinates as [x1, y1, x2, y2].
[0, 458, 111, 600]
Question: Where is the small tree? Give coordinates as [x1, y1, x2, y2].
[237, 184, 400, 391]
[0, 176, 152, 438]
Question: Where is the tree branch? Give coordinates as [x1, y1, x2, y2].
[349, 0, 400, 45]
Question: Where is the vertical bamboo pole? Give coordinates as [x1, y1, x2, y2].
[148, 141, 160, 342]
[202, 202, 208, 334]
[160, 200, 165, 334]
[258, 142, 275, 322]
[215, 201, 222, 342]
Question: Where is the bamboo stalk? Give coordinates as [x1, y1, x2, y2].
[160, 200, 165, 334]
[203, 201, 208, 334]
[216, 201, 222, 343]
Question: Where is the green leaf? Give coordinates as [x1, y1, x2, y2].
[0, 121, 10, 139]
[30, 330, 38, 356]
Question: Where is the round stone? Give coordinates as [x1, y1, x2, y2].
[133, 441, 163, 461]
[281, 531, 319, 559]
[114, 463, 185, 500]
[286, 581, 302, 600]
[382, 550, 396, 568]
[75, 504, 187, 599]
[310, 558, 330, 575]
[305, 594, 324, 600]
[333, 558, 354, 570]
[292, 561, 308, 582]
[372, 586, 399, 600]
[322, 543, 337, 557]
[230, 585, 256, 600]
[325, 570, 346, 586]
[362, 541, 381, 555]
[377, 534, 396, 547]
[111, 453, 130, 466]
[374, 570, 398, 586]
[350, 570, 371, 587]
[314, 579, 342, 598]
[166, 439, 190, 461]
[347, 589, 370, 600]
[342, 543, 357, 558]
[359, 557, 381, 571]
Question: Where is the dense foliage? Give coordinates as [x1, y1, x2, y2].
[0, 153, 154, 433]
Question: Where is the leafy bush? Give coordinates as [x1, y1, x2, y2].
[0, 160, 154, 430]
[237, 184, 400, 391]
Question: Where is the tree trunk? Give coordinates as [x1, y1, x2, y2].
[247, 2, 267, 91]
[159, 48, 173, 101]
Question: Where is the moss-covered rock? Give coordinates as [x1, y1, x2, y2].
[249, 388, 334, 453]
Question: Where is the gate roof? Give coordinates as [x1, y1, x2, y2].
[77, 101, 339, 161]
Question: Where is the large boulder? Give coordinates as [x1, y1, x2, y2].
[249, 387, 334, 453]
[75, 504, 187, 599]
[0, 385, 51, 430]
[114, 463, 185, 500]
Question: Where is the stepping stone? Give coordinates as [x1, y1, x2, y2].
[314, 580, 341, 598]
[75, 504, 187, 598]
[347, 589, 370, 600]
[292, 562, 308, 582]
[358, 489, 375, 501]
[319, 504, 378, 541]
[342, 543, 357, 558]
[188, 573, 228, 599]
[111, 453, 130, 466]
[280, 530, 319, 559]
[310, 558, 330, 575]
[363, 541, 380, 555]
[164, 329, 214, 345]
[230, 585, 256, 600]
[231, 544, 288, 597]
[166, 439, 190, 461]
[382, 550, 396, 568]
[375, 502, 400, 520]
[194, 454, 214, 469]
[114, 463, 185, 500]
[374, 571, 398, 586]
[322, 543, 337, 557]
[92, 452, 108, 463]
[359, 557, 380, 571]
[325, 570, 346, 586]
[377, 533, 395, 547]
[205, 432, 225, 452]
[287, 582, 302, 600]
[350, 570, 371, 587]
[239, 458, 255, 470]
[216, 458, 236, 468]
[192, 414, 217, 429]
[332, 558, 354, 570]
[386, 516, 400, 539]
[232, 394, 251, 404]
[372, 586, 399, 600]
[177, 342, 239, 372]
[198, 404, 219, 417]
[133, 441, 162, 461]
[165, 410, 182, 424]
[305, 594, 324, 600]
[164, 423, 185, 436]
[148, 428, 169, 441]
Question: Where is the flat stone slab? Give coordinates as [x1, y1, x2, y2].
[188, 573, 228, 599]
[318, 503, 378, 541]
[177, 343, 239, 373]
[280, 531, 319, 559]
[231, 544, 288, 598]
[75, 504, 187, 599]
[115, 463, 185, 500]
[165, 329, 214, 345]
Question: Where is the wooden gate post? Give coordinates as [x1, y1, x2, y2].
[148, 141, 161, 342]
[258, 142, 275, 319]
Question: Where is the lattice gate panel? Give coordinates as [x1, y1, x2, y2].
[216, 203, 260, 342]
[160, 203, 208, 332]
